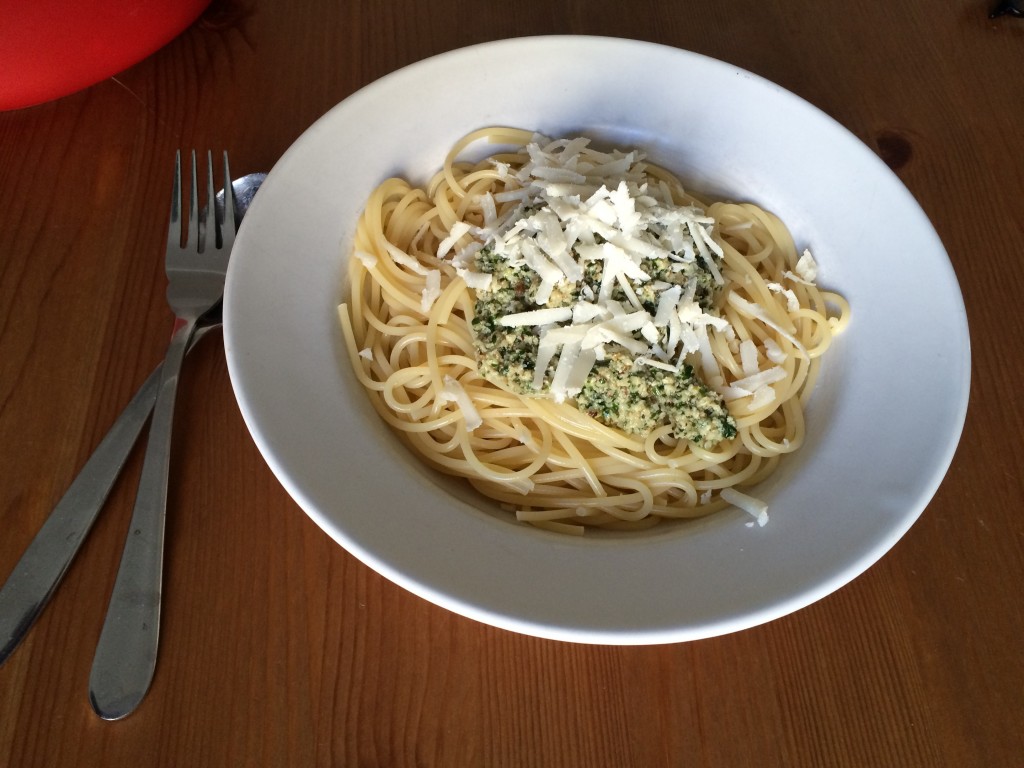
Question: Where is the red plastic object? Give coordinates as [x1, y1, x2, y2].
[0, 0, 211, 111]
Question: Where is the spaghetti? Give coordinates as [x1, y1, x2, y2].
[339, 127, 849, 534]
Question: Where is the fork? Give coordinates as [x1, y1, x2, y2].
[88, 151, 235, 721]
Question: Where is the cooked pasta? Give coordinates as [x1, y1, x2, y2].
[339, 127, 849, 534]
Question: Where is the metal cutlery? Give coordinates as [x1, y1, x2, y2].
[0, 330, 207, 668]
[0, 174, 263, 673]
[87, 151, 236, 720]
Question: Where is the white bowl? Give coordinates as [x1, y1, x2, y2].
[223, 36, 970, 643]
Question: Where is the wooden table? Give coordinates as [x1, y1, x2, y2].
[2, 2, 1022, 765]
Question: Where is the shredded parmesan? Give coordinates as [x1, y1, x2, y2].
[721, 487, 769, 527]
[354, 249, 378, 268]
[731, 366, 786, 393]
[430, 136, 824, 449]
[748, 385, 777, 410]
[420, 270, 442, 313]
[727, 293, 808, 359]
[452, 139, 739, 396]
[456, 268, 492, 291]
[795, 249, 818, 282]
[499, 307, 573, 327]
[739, 339, 760, 377]
[767, 282, 800, 312]
[438, 375, 482, 431]
[764, 337, 786, 364]
[436, 221, 472, 258]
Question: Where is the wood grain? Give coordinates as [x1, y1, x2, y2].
[2, 1, 1022, 765]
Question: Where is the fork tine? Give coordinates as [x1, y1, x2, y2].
[187, 151, 199, 252]
[220, 152, 236, 250]
[203, 151, 216, 253]
[166, 151, 182, 251]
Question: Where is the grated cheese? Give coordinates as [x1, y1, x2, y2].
[727, 293, 808, 359]
[439, 137, 813, 422]
[420, 270, 442, 313]
[748, 385, 777, 410]
[436, 221, 473, 258]
[438, 375, 483, 431]
[387, 243, 431, 275]
[739, 339, 760, 377]
[767, 282, 800, 312]
[763, 337, 786, 364]
[459, 138, 741, 401]
[721, 487, 769, 527]
[355, 249, 378, 268]
[731, 365, 786, 393]
[795, 248, 818, 282]
[499, 306, 573, 327]
[456, 268, 492, 291]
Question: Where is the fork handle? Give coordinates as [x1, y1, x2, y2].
[88, 317, 196, 720]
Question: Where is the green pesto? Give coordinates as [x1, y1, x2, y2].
[470, 254, 541, 393]
[470, 246, 737, 448]
[575, 354, 736, 446]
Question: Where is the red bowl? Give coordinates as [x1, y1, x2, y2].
[0, 0, 211, 111]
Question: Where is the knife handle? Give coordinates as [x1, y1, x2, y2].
[0, 326, 213, 668]
[0, 365, 161, 666]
